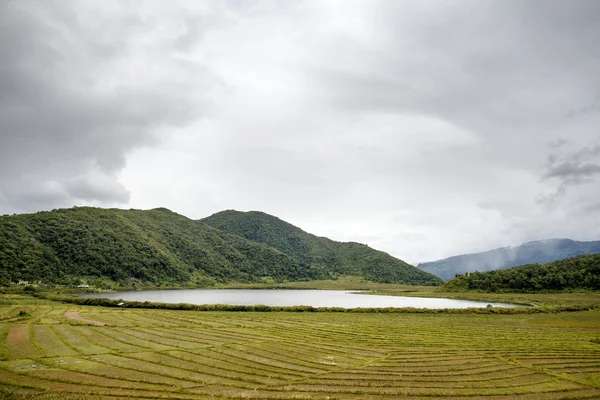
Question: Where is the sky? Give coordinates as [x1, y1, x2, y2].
[1, 0, 600, 264]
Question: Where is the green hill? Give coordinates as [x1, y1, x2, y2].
[0, 207, 319, 287]
[419, 239, 600, 281]
[0, 207, 441, 287]
[442, 253, 600, 292]
[201, 210, 442, 285]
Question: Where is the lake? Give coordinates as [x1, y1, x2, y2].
[82, 289, 522, 309]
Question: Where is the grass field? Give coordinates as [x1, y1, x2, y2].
[0, 293, 599, 399]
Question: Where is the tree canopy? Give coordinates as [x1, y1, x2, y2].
[201, 210, 442, 285]
[443, 253, 600, 292]
[0, 207, 442, 287]
[0, 207, 315, 287]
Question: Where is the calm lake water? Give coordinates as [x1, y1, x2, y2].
[82, 289, 521, 309]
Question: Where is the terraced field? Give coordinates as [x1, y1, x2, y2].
[0, 301, 599, 399]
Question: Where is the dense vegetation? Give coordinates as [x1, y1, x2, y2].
[443, 253, 600, 292]
[0, 207, 440, 287]
[201, 210, 442, 285]
[0, 207, 319, 287]
[419, 238, 600, 280]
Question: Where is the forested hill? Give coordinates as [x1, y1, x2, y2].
[0, 207, 317, 287]
[0, 207, 441, 287]
[418, 239, 600, 280]
[201, 210, 442, 285]
[442, 253, 600, 292]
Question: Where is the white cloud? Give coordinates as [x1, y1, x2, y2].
[3, 0, 600, 263]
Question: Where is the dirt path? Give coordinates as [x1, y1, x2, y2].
[63, 311, 107, 326]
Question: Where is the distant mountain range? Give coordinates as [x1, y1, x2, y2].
[443, 253, 600, 292]
[418, 239, 600, 281]
[0, 207, 442, 287]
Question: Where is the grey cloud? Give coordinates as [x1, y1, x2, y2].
[565, 96, 600, 118]
[544, 144, 600, 181]
[171, 12, 228, 53]
[194, 1, 599, 261]
[582, 201, 600, 215]
[309, 1, 600, 139]
[2, 0, 600, 262]
[286, 1, 600, 253]
[549, 138, 569, 148]
[64, 175, 130, 204]
[0, 1, 212, 213]
[538, 143, 600, 204]
[544, 161, 600, 181]
[3, 181, 72, 215]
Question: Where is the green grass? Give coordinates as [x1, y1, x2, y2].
[373, 286, 600, 308]
[0, 293, 599, 399]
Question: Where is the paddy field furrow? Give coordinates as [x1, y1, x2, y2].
[6, 325, 44, 360]
[125, 351, 289, 386]
[163, 349, 302, 381]
[94, 327, 174, 351]
[180, 347, 307, 378]
[73, 325, 149, 353]
[31, 325, 78, 357]
[50, 325, 111, 355]
[0, 302, 598, 399]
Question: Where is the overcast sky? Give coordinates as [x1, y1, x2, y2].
[1, 0, 599, 264]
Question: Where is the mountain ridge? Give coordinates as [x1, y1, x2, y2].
[0, 206, 316, 287]
[442, 252, 600, 292]
[201, 209, 442, 285]
[0, 206, 442, 287]
[419, 238, 600, 281]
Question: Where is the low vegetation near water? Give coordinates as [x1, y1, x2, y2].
[0, 207, 441, 288]
[0, 293, 599, 399]
[17, 274, 599, 315]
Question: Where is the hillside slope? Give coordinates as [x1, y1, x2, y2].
[418, 239, 600, 280]
[443, 253, 600, 292]
[0, 207, 317, 286]
[201, 210, 442, 285]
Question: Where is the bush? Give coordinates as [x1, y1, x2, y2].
[23, 285, 37, 294]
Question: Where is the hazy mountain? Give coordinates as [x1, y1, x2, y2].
[201, 210, 442, 285]
[443, 253, 600, 292]
[418, 239, 600, 281]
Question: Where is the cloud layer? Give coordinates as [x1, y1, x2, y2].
[2, 0, 599, 263]
[0, 0, 212, 210]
